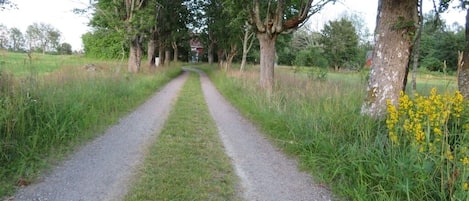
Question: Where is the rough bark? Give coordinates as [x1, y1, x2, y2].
[217, 48, 225, 69]
[258, 33, 276, 91]
[208, 42, 214, 65]
[361, 0, 418, 119]
[164, 49, 171, 66]
[148, 39, 157, 68]
[459, 7, 469, 99]
[128, 37, 143, 73]
[226, 44, 237, 71]
[172, 41, 178, 62]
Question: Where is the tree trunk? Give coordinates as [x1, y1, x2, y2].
[257, 33, 277, 91]
[208, 42, 214, 65]
[226, 44, 237, 71]
[241, 24, 255, 72]
[411, 0, 423, 93]
[217, 48, 225, 69]
[158, 42, 165, 67]
[128, 37, 142, 73]
[361, 0, 417, 119]
[459, 7, 469, 99]
[172, 41, 178, 62]
[164, 49, 171, 66]
[148, 39, 157, 69]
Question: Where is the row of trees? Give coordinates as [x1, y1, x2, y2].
[77, 0, 469, 118]
[0, 22, 73, 54]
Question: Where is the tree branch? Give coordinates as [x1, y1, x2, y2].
[251, 0, 265, 32]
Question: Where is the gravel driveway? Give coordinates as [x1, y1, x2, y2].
[11, 72, 189, 201]
[10, 68, 333, 201]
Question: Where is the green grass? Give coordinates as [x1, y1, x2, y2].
[0, 51, 114, 76]
[0, 53, 182, 198]
[203, 66, 465, 200]
[125, 73, 240, 201]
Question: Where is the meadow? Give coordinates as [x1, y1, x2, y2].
[205, 64, 467, 200]
[0, 51, 182, 197]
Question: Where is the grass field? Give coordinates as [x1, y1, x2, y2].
[0, 51, 182, 197]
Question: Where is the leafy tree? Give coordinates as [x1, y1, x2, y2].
[90, 0, 160, 72]
[25, 22, 61, 54]
[437, 0, 469, 97]
[82, 30, 126, 59]
[241, 0, 335, 90]
[8, 27, 25, 52]
[320, 18, 359, 71]
[362, 0, 418, 119]
[0, 24, 8, 49]
[57, 43, 73, 55]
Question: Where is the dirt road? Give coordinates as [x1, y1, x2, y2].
[11, 68, 332, 201]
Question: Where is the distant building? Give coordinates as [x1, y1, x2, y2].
[365, 50, 373, 67]
[190, 37, 203, 62]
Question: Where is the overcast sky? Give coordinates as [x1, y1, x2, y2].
[0, 0, 466, 51]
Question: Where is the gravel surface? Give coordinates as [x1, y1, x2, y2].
[11, 72, 189, 201]
[199, 70, 333, 201]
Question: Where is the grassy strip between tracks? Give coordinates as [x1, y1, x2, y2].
[125, 72, 241, 201]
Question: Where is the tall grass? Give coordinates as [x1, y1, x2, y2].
[0, 54, 182, 197]
[205, 66, 464, 200]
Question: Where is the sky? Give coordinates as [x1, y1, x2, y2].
[0, 0, 466, 52]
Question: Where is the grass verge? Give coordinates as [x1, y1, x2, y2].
[0, 62, 182, 198]
[124, 72, 240, 201]
[203, 66, 466, 201]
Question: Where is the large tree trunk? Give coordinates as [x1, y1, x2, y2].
[172, 41, 178, 62]
[164, 48, 171, 66]
[459, 7, 469, 98]
[148, 39, 157, 69]
[217, 48, 225, 69]
[128, 38, 142, 73]
[361, 0, 417, 119]
[258, 33, 277, 91]
[208, 42, 214, 65]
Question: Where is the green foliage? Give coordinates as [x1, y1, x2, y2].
[419, 13, 465, 72]
[320, 18, 360, 70]
[82, 30, 126, 59]
[293, 47, 328, 68]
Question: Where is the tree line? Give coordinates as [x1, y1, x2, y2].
[0, 22, 73, 55]
[2, 0, 469, 118]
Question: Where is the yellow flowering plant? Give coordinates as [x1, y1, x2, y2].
[386, 88, 469, 199]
